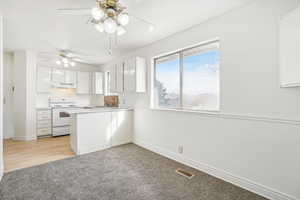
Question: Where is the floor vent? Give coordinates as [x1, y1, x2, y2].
[176, 168, 195, 179]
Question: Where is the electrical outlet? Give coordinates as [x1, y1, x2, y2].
[178, 145, 183, 154]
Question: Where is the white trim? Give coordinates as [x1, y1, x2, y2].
[152, 37, 220, 60]
[0, 15, 3, 182]
[77, 144, 110, 156]
[133, 139, 299, 200]
[148, 108, 300, 126]
[150, 38, 220, 111]
[13, 135, 37, 141]
[0, 164, 3, 181]
[280, 83, 300, 88]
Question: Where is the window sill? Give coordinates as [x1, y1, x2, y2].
[149, 107, 220, 115]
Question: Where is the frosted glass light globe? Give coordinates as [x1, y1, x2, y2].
[62, 58, 69, 64]
[91, 7, 104, 20]
[94, 23, 104, 32]
[70, 62, 76, 67]
[149, 25, 155, 32]
[117, 26, 126, 36]
[104, 18, 117, 34]
[117, 13, 129, 26]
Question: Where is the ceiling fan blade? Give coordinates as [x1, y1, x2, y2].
[39, 51, 58, 57]
[57, 8, 91, 16]
[67, 49, 99, 57]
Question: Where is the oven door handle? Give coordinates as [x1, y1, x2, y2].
[59, 112, 71, 118]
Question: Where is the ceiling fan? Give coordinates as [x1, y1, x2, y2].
[39, 49, 94, 67]
[57, 0, 155, 54]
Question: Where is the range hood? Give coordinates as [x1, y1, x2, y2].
[51, 81, 76, 89]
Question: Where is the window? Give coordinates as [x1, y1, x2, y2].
[153, 40, 220, 111]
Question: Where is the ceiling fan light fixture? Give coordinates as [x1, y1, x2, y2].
[94, 23, 104, 32]
[64, 63, 69, 68]
[62, 58, 69, 64]
[104, 18, 117, 34]
[117, 26, 126, 36]
[70, 61, 76, 67]
[149, 25, 155, 32]
[117, 13, 129, 26]
[91, 7, 104, 20]
[56, 60, 62, 65]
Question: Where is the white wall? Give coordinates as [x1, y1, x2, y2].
[104, 0, 300, 199]
[3, 52, 14, 139]
[0, 15, 4, 181]
[13, 51, 37, 140]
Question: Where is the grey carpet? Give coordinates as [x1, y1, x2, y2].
[0, 144, 268, 200]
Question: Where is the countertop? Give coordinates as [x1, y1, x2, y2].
[66, 107, 134, 114]
[36, 107, 52, 110]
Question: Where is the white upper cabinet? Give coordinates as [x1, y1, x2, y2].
[77, 71, 91, 94]
[105, 57, 146, 94]
[37, 67, 52, 93]
[124, 57, 146, 93]
[116, 62, 124, 93]
[280, 7, 300, 87]
[52, 69, 65, 84]
[65, 70, 77, 86]
[135, 57, 147, 93]
[93, 72, 104, 95]
[109, 65, 117, 93]
[51, 69, 76, 88]
[124, 58, 136, 92]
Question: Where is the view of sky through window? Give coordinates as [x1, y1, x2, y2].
[154, 44, 220, 111]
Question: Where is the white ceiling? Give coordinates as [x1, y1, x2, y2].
[1, 0, 251, 65]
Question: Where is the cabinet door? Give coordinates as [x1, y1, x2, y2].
[76, 112, 112, 155]
[124, 58, 136, 92]
[94, 72, 104, 95]
[111, 111, 133, 146]
[37, 67, 52, 93]
[110, 65, 117, 93]
[77, 71, 90, 94]
[136, 57, 147, 93]
[52, 69, 65, 83]
[65, 70, 77, 85]
[116, 62, 124, 93]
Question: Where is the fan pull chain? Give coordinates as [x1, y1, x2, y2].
[108, 35, 113, 55]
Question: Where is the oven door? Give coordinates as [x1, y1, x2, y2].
[52, 109, 72, 127]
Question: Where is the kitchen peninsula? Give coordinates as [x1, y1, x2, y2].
[69, 107, 133, 155]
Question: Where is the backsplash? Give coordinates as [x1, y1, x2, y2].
[36, 93, 104, 108]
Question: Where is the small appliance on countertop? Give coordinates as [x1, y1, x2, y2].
[104, 96, 119, 107]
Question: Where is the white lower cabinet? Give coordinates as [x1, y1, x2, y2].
[111, 111, 133, 146]
[36, 109, 52, 137]
[71, 110, 133, 155]
[75, 112, 111, 155]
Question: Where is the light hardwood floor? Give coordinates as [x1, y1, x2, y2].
[4, 136, 75, 172]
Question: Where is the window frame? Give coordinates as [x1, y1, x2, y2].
[151, 38, 220, 112]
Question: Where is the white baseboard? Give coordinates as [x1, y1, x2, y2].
[77, 144, 110, 155]
[0, 163, 3, 182]
[133, 139, 299, 200]
[13, 136, 37, 141]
